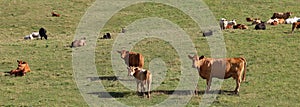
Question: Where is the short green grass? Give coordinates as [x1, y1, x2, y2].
[1, 0, 300, 106]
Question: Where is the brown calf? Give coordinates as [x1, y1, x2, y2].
[9, 60, 31, 76]
[188, 55, 247, 94]
[292, 22, 300, 34]
[127, 66, 152, 98]
[117, 50, 144, 68]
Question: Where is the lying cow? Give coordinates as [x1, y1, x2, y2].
[117, 50, 144, 68]
[255, 22, 266, 30]
[233, 24, 248, 29]
[8, 60, 31, 76]
[286, 17, 300, 24]
[127, 66, 152, 98]
[24, 32, 40, 40]
[188, 55, 247, 94]
[271, 12, 292, 19]
[51, 12, 60, 17]
[292, 22, 300, 34]
[71, 37, 86, 48]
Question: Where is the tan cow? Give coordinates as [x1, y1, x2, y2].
[127, 66, 152, 98]
[188, 55, 247, 94]
[9, 60, 31, 76]
[117, 50, 144, 68]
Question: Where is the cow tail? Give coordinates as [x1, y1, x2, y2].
[240, 57, 247, 82]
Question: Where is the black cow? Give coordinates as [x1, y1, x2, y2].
[255, 22, 266, 30]
[102, 33, 111, 39]
[39, 28, 48, 40]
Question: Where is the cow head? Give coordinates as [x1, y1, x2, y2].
[127, 66, 139, 76]
[17, 60, 27, 69]
[117, 50, 129, 59]
[188, 55, 205, 68]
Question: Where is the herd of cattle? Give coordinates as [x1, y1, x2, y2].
[219, 12, 300, 33]
[5, 11, 300, 98]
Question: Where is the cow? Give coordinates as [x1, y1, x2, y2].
[233, 24, 248, 29]
[51, 12, 60, 17]
[202, 30, 213, 37]
[219, 18, 228, 30]
[117, 50, 144, 68]
[266, 18, 279, 25]
[271, 12, 292, 19]
[9, 60, 31, 76]
[71, 37, 86, 48]
[127, 66, 152, 98]
[255, 22, 266, 30]
[101, 33, 111, 39]
[292, 22, 300, 34]
[24, 32, 41, 40]
[252, 18, 262, 25]
[188, 55, 247, 94]
[39, 27, 48, 40]
[286, 17, 300, 24]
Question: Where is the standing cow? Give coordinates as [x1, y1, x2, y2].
[117, 50, 144, 68]
[188, 55, 247, 94]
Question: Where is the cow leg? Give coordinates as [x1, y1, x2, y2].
[136, 80, 141, 96]
[146, 79, 151, 98]
[234, 78, 241, 94]
[206, 78, 211, 93]
[194, 83, 198, 95]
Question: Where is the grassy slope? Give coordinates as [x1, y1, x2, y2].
[1, 0, 300, 106]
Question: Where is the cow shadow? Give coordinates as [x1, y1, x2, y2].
[87, 76, 134, 81]
[88, 89, 237, 98]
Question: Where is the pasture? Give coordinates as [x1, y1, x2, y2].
[1, 0, 300, 106]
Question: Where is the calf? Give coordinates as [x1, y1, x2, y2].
[39, 27, 48, 40]
[271, 12, 292, 19]
[9, 60, 31, 76]
[71, 37, 86, 48]
[117, 50, 144, 68]
[292, 22, 300, 34]
[255, 22, 266, 30]
[127, 66, 152, 98]
[188, 55, 247, 94]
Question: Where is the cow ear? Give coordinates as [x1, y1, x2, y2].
[199, 55, 205, 60]
[117, 50, 121, 53]
[17, 60, 20, 62]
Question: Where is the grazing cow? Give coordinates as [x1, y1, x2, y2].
[292, 22, 300, 34]
[285, 17, 300, 24]
[233, 24, 248, 29]
[271, 12, 292, 19]
[255, 22, 266, 30]
[117, 50, 144, 68]
[39, 27, 48, 40]
[71, 37, 86, 48]
[202, 30, 213, 37]
[51, 12, 60, 17]
[127, 66, 152, 98]
[9, 60, 31, 76]
[188, 55, 247, 94]
[101, 33, 111, 39]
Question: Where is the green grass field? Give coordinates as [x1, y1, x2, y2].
[1, 0, 300, 106]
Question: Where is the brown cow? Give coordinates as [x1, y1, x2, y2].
[188, 55, 247, 94]
[117, 50, 144, 68]
[271, 12, 292, 19]
[9, 60, 31, 76]
[292, 22, 300, 34]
